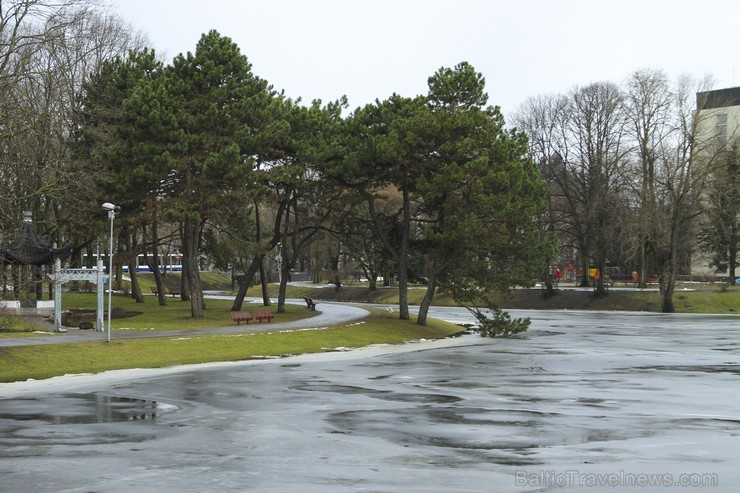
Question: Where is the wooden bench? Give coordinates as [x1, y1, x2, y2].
[231, 311, 252, 324]
[166, 288, 181, 298]
[253, 309, 274, 323]
[304, 297, 318, 311]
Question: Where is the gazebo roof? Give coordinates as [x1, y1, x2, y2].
[1, 212, 72, 266]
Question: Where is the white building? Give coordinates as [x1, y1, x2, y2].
[696, 87, 740, 150]
[693, 87, 740, 278]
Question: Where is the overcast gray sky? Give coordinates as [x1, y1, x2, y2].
[110, 0, 738, 117]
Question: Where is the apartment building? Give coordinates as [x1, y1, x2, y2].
[696, 86, 740, 149]
[693, 86, 740, 279]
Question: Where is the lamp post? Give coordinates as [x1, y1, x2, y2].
[102, 202, 119, 342]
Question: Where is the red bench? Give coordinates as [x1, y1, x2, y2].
[304, 297, 318, 311]
[253, 309, 274, 323]
[230, 311, 252, 325]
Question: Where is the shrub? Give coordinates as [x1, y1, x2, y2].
[472, 306, 530, 337]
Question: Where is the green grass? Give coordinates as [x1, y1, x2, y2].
[0, 316, 41, 334]
[256, 281, 740, 314]
[2, 275, 737, 383]
[123, 270, 230, 292]
[670, 285, 740, 313]
[59, 292, 307, 332]
[0, 310, 463, 383]
[84, 271, 740, 315]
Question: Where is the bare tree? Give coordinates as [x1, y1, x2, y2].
[622, 69, 673, 287]
[650, 75, 717, 311]
[1, 0, 89, 226]
[512, 94, 570, 295]
[516, 71, 723, 311]
[515, 84, 632, 295]
[1, 0, 146, 245]
[559, 82, 630, 294]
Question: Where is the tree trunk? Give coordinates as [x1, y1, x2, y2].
[542, 266, 555, 297]
[593, 258, 608, 297]
[232, 199, 286, 311]
[13, 264, 19, 299]
[115, 263, 123, 291]
[178, 222, 191, 302]
[183, 219, 203, 318]
[259, 260, 271, 306]
[398, 187, 411, 320]
[638, 239, 648, 289]
[143, 242, 167, 306]
[149, 257, 167, 306]
[580, 258, 590, 287]
[113, 233, 123, 291]
[232, 275, 250, 311]
[367, 270, 377, 291]
[275, 241, 291, 314]
[129, 267, 143, 303]
[253, 201, 271, 306]
[231, 253, 266, 311]
[145, 210, 167, 306]
[416, 270, 438, 326]
[277, 257, 289, 314]
[659, 271, 675, 313]
[729, 237, 737, 285]
[127, 227, 144, 303]
[180, 266, 190, 301]
[659, 213, 683, 313]
[330, 250, 342, 292]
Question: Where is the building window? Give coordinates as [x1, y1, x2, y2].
[716, 113, 728, 148]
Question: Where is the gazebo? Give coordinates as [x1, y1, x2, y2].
[1, 211, 72, 303]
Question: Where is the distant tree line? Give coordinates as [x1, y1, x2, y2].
[514, 70, 738, 312]
[1, 0, 145, 234]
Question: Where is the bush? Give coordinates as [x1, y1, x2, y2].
[473, 306, 530, 337]
[0, 305, 12, 331]
[0, 306, 34, 333]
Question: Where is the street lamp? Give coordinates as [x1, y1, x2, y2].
[102, 202, 119, 342]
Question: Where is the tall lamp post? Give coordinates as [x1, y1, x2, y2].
[102, 202, 119, 342]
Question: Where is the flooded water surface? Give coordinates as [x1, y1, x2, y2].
[1, 309, 738, 492]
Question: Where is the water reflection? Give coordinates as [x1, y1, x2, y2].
[0, 393, 168, 424]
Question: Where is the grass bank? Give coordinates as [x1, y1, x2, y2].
[68, 271, 740, 314]
[0, 310, 462, 383]
[265, 282, 740, 314]
[2, 274, 736, 383]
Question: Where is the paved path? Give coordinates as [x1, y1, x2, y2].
[0, 299, 370, 347]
